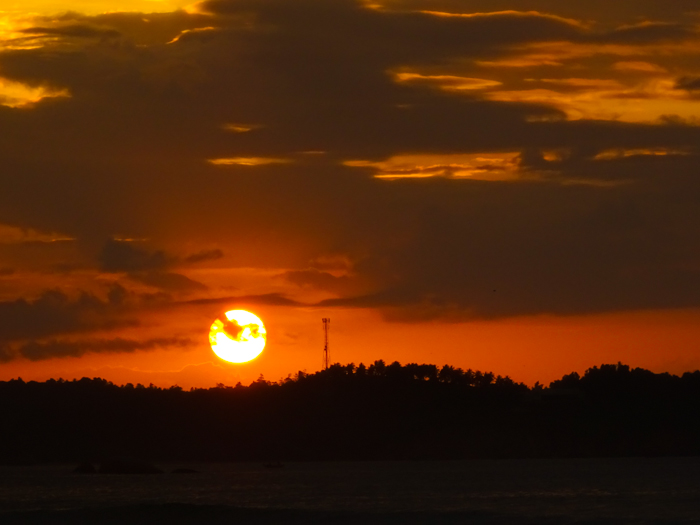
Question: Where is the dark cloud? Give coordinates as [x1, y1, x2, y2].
[312, 150, 700, 320]
[0, 288, 137, 345]
[185, 249, 224, 264]
[99, 239, 170, 273]
[0, 267, 15, 276]
[599, 22, 698, 44]
[20, 25, 121, 39]
[199, 0, 586, 64]
[3, 336, 194, 362]
[0, 344, 12, 363]
[129, 271, 207, 292]
[371, 0, 700, 26]
[70, 10, 215, 46]
[676, 77, 700, 91]
[0, 0, 699, 323]
[185, 293, 303, 307]
[283, 269, 356, 295]
[98, 239, 207, 292]
[217, 316, 243, 340]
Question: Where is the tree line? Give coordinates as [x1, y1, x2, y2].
[1, 361, 700, 464]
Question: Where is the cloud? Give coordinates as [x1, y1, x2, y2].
[0, 224, 74, 244]
[1, 0, 700, 325]
[185, 293, 303, 307]
[20, 25, 121, 39]
[129, 271, 207, 292]
[676, 77, 700, 91]
[7, 336, 194, 362]
[185, 248, 224, 264]
[0, 288, 137, 345]
[208, 157, 292, 166]
[600, 22, 697, 44]
[10, 10, 214, 47]
[99, 239, 169, 273]
[0, 77, 70, 108]
[98, 239, 207, 292]
[392, 72, 503, 92]
[345, 152, 523, 180]
[613, 61, 667, 73]
[369, 0, 700, 27]
[283, 269, 356, 295]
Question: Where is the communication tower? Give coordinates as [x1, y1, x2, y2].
[322, 318, 330, 369]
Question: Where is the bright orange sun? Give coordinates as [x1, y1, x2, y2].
[209, 310, 266, 363]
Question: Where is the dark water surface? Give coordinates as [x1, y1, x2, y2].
[1, 458, 699, 523]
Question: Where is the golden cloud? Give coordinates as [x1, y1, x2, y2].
[345, 153, 523, 181]
[594, 148, 691, 160]
[393, 72, 502, 91]
[486, 78, 700, 122]
[208, 157, 292, 166]
[0, 77, 69, 107]
[613, 61, 668, 73]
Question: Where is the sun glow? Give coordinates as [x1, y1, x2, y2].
[209, 310, 266, 363]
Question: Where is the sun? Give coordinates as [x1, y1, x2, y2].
[209, 310, 266, 363]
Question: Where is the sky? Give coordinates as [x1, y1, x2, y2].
[1, 0, 700, 388]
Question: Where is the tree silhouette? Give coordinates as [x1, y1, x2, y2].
[1, 361, 700, 464]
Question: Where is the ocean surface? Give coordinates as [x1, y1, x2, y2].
[1, 458, 699, 523]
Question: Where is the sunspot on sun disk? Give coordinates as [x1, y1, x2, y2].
[209, 310, 266, 363]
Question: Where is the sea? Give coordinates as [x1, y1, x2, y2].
[1, 458, 699, 524]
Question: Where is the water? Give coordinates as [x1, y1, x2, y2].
[1, 458, 699, 523]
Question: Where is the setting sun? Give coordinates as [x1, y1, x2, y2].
[209, 310, 266, 364]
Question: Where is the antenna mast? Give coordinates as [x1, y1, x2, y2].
[322, 318, 330, 369]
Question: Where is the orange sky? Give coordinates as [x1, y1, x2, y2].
[2, 304, 700, 388]
[1, 0, 700, 388]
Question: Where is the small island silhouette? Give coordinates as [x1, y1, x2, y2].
[1, 361, 699, 464]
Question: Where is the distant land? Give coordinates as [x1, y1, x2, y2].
[2, 361, 700, 464]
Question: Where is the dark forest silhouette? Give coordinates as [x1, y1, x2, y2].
[2, 361, 700, 464]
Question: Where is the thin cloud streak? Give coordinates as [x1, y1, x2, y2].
[2, 336, 194, 362]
